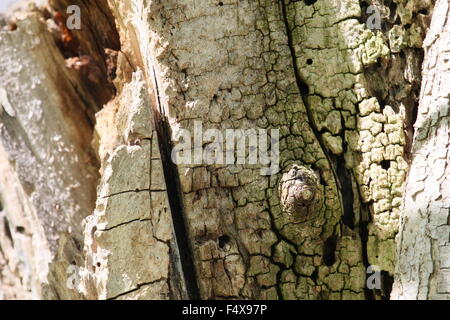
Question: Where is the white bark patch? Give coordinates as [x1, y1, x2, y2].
[0, 87, 15, 117]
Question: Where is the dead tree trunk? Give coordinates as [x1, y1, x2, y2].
[0, 0, 445, 300]
[392, 0, 450, 300]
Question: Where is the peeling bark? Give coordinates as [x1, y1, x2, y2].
[392, 0, 450, 300]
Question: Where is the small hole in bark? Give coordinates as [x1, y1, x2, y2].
[71, 261, 76, 265]
[15, 226, 25, 233]
[7, 21, 17, 31]
[376, 57, 383, 66]
[298, 78, 309, 95]
[304, 0, 317, 5]
[218, 1, 224, 6]
[311, 269, 318, 282]
[96, 262, 101, 267]
[218, 235, 230, 249]
[380, 160, 391, 170]
[306, 58, 313, 65]
[418, 9, 429, 15]
[360, 0, 369, 11]
[323, 236, 337, 266]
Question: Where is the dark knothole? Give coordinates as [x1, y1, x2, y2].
[380, 160, 391, 170]
[306, 58, 313, 65]
[298, 78, 309, 95]
[218, 235, 231, 249]
[15, 226, 25, 234]
[304, 0, 317, 6]
[381, 271, 394, 299]
[389, 2, 398, 21]
[360, 0, 369, 12]
[311, 269, 318, 282]
[323, 235, 337, 266]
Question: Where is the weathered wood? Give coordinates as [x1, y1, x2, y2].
[0, 0, 445, 300]
[392, 0, 450, 300]
[0, 3, 117, 299]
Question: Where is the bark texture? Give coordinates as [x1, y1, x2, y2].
[0, 0, 446, 300]
[392, 0, 450, 300]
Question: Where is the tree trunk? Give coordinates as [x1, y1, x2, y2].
[392, 0, 450, 300]
[0, 0, 446, 300]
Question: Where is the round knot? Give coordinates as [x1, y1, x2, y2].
[278, 164, 319, 216]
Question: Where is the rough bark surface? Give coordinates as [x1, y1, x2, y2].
[392, 0, 450, 300]
[0, 0, 446, 300]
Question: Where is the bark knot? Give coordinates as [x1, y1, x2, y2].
[278, 164, 319, 216]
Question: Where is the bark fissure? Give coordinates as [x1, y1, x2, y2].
[108, 278, 167, 300]
[151, 71, 200, 300]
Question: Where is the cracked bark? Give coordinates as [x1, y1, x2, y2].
[0, 0, 447, 300]
[392, 0, 450, 300]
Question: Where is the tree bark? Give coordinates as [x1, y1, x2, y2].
[0, 0, 446, 300]
[392, 0, 450, 300]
